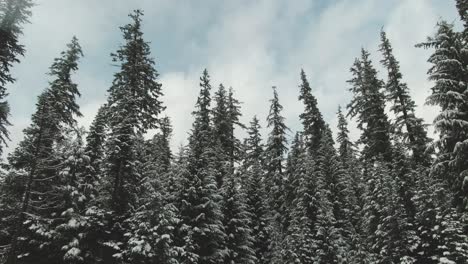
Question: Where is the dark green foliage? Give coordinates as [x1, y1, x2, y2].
[177, 69, 226, 264]
[221, 174, 256, 264]
[264, 86, 288, 215]
[379, 30, 431, 165]
[0, 0, 33, 154]
[105, 10, 164, 214]
[298, 69, 325, 153]
[4, 37, 83, 264]
[347, 49, 393, 163]
[417, 20, 468, 210]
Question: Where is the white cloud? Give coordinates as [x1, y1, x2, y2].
[5, 0, 461, 156]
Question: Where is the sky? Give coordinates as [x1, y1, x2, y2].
[6, 0, 462, 155]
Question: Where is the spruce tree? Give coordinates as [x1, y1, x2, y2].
[417, 21, 468, 210]
[0, 0, 33, 154]
[361, 162, 414, 263]
[379, 30, 431, 165]
[298, 69, 325, 154]
[336, 107, 366, 243]
[242, 116, 264, 172]
[104, 9, 164, 215]
[336, 106, 355, 162]
[315, 126, 355, 263]
[5, 37, 83, 264]
[281, 145, 317, 264]
[177, 69, 226, 264]
[147, 116, 173, 176]
[264, 86, 288, 214]
[347, 49, 393, 162]
[83, 105, 108, 204]
[226, 87, 243, 167]
[221, 173, 256, 264]
[412, 169, 468, 263]
[244, 159, 271, 264]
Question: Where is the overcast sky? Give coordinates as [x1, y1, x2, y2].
[6, 0, 461, 155]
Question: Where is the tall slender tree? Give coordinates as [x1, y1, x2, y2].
[347, 49, 393, 162]
[177, 69, 226, 264]
[379, 30, 431, 165]
[0, 0, 33, 154]
[298, 69, 325, 154]
[264, 86, 288, 213]
[104, 9, 164, 215]
[417, 20, 468, 210]
[5, 37, 83, 264]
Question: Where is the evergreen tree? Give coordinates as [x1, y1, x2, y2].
[335, 107, 366, 243]
[298, 69, 325, 154]
[281, 145, 315, 264]
[336, 106, 355, 162]
[412, 169, 468, 263]
[221, 174, 256, 264]
[242, 116, 264, 172]
[0, 0, 33, 154]
[315, 126, 355, 262]
[362, 162, 414, 263]
[83, 105, 108, 205]
[347, 49, 393, 162]
[104, 9, 164, 214]
[147, 116, 173, 176]
[244, 159, 271, 264]
[379, 30, 431, 165]
[264, 86, 288, 214]
[5, 37, 83, 264]
[226, 87, 243, 167]
[177, 69, 226, 264]
[417, 20, 468, 210]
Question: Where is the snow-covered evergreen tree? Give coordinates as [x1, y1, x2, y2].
[347, 49, 393, 163]
[177, 69, 226, 264]
[0, 0, 33, 154]
[264, 86, 288, 215]
[379, 30, 431, 165]
[221, 173, 255, 264]
[5, 36, 83, 264]
[104, 9, 164, 215]
[417, 20, 468, 210]
[298, 69, 325, 154]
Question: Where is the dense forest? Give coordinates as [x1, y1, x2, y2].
[0, 0, 468, 263]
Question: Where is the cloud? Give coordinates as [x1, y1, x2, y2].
[5, 0, 461, 157]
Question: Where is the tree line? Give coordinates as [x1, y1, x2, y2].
[0, 0, 467, 263]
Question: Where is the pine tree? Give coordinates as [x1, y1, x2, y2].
[104, 9, 164, 215]
[298, 69, 325, 154]
[0, 0, 33, 154]
[177, 69, 226, 264]
[147, 116, 173, 176]
[5, 37, 83, 264]
[212, 84, 230, 159]
[335, 107, 367, 251]
[362, 162, 414, 263]
[244, 159, 271, 264]
[264, 86, 288, 214]
[417, 20, 468, 210]
[336, 106, 355, 162]
[281, 148, 317, 264]
[282, 132, 304, 231]
[347, 49, 393, 162]
[315, 126, 355, 263]
[226, 87, 243, 167]
[221, 173, 256, 264]
[379, 30, 431, 165]
[83, 105, 108, 205]
[412, 169, 468, 263]
[242, 116, 264, 172]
